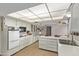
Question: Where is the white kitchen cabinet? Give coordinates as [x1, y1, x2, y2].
[7, 34, 38, 56]
[8, 31, 19, 50]
[19, 35, 37, 50]
[27, 35, 37, 45]
[58, 42, 79, 56]
[71, 4, 79, 32]
[27, 35, 32, 45]
[19, 35, 37, 51]
[9, 31, 19, 41]
[19, 36, 29, 50]
[58, 43, 74, 56]
[39, 37, 58, 52]
[9, 40, 19, 50]
[7, 35, 37, 56]
[19, 35, 36, 47]
[33, 36, 37, 42]
[19, 37, 26, 45]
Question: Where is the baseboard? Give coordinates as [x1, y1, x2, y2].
[39, 48, 58, 53]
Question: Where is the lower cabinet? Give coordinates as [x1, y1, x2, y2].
[7, 35, 37, 56]
[39, 38, 58, 52]
[19, 37, 29, 50]
[9, 40, 19, 50]
[19, 35, 37, 50]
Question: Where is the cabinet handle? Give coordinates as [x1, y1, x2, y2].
[1, 19, 3, 31]
[1, 16, 5, 31]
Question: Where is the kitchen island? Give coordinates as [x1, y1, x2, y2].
[39, 36, 69, 52]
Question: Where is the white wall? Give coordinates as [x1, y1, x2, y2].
[52, 24, 67, 36]
[35, 20, 68, 36]
[5, 16, 31, 31]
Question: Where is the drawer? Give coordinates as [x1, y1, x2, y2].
[9, 40, 19, 50]
[46, 39, 57, 43]
[39, 42, 57, 47]
[39, 40, 58, 46]
[40, 44, 57, 48]
[40, 39, 57, 43]
[39, 44, 57, 51]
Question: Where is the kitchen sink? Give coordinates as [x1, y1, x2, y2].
[59, 39, 77, 46]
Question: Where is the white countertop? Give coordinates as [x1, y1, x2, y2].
[40, 36, 69, 40]
[19, 35, 33, 39]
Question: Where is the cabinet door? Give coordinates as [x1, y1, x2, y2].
[19, 37, 25, 45]
[19, 37, 26, 49]
[39, 39, 58, 52]
[27, 36, 33, 45]
[9, 31, 19, 41]
[58, 43, 74, 56]
[9, 31, 15, 41]
[9, 40, 19, 50]
[71, 4, 79, 32]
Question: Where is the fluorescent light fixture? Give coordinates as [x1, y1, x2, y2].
[8, 12, 23, 18]
[20, 17, 34, 22]
[53, 16, 63, 20]
[32, 16, 63, 22]
[32, 18, 51, 22]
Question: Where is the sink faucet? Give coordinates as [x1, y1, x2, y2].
[71, 35, 74, 44]
[70, 32, 74, 45]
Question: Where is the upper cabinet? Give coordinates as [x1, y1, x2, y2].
[70, 4, 79, 32]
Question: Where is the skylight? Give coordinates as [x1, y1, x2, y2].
[8, 3, 71, 22]
[29, 4, 48, 15]
[16, 9, 38, 19]
[47, 3, 71, 12]
[51, 10, 67, 17]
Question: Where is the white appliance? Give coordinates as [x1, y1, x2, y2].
[8, 27, 19, 50]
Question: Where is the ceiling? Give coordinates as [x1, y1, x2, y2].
[7, 3, 71, 22]
[0, 3, 41, 16]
